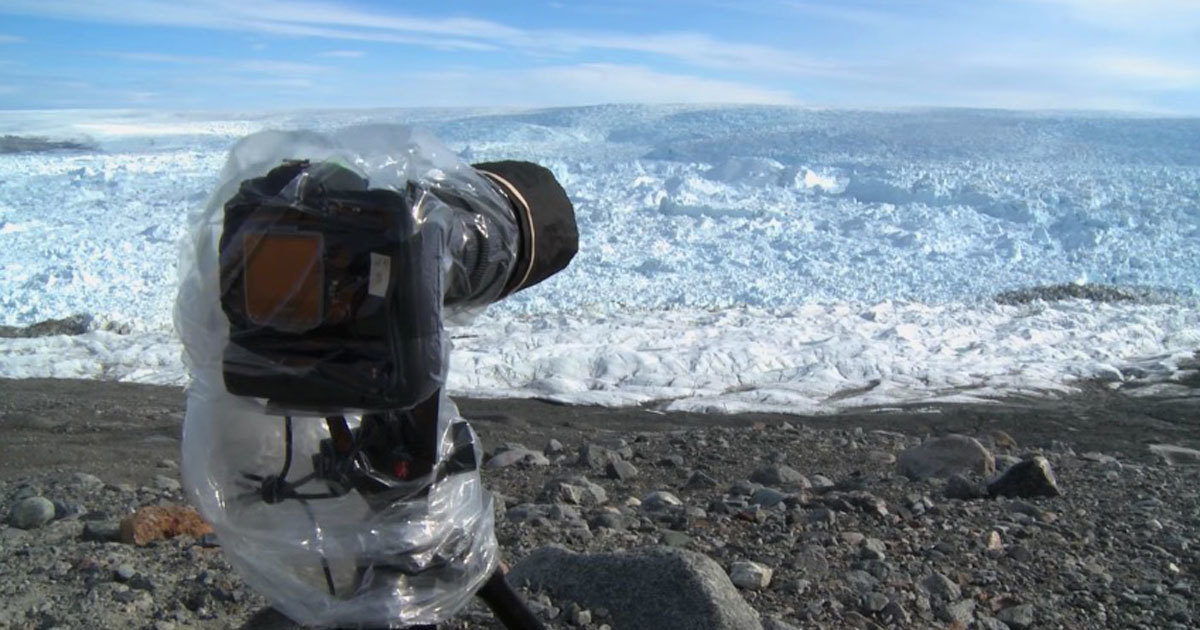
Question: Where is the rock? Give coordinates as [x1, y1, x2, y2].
[118, 505, 213, 546]
[114, 564, 136, 582]
[509, 545, 762, 630]
[641, 491, 683, 510]
[82, 520, 122, 542]
[997, 604, 1035, 629]
[69, 472, 104, 488]
[605, 459, 639, 480]
[538, 477, 608, 506]
[661, 530, 692, 548]
[976, 614, 1011, 630]
[897, 434, 994, 480]
[1149, 444, 1200, 466]
[592, 437, 634, 459]
[749, 487, 788, 508]
[990, 430, 1017, 449]
[487, 448, 551, 469]
[684, 471, 719, 489]
[153, 475, 182, 492]
[749, 465, 809, 488]
[9, 496, 56, 529]
[762, 619, 802, 630]
[938, 599, 976, 626]
[944, 473, 985, 500]
[729, 561, 773, 590]
[808, 474, 835, 490]
[920, 572, 961, 601]
[544, 438, 564, 455]
[861, 592, 889, 613]
[987, 455, 1061, 498]
[579, 443, 621, 469]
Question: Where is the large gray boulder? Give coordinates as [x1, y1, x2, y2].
[898, 434, 994, 480]
[509, 545, 763, 630]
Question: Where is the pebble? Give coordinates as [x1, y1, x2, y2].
[920, 572, 961, 601]
[605, 459, 639, 480]
[9, 496, 56, 529]
[997, 603, 1036, 629]
[897, 434, 995, 480]
[749, 465, 808, 488]
[153, 475, 181, 492]
[729, 561, 772, 590]
[641, 491, 683, 510]
[987, 456, 1061, 498]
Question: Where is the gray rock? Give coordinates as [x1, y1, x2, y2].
[82, 520, 122, 542]
[9, 496, 56, 529]
[729, 561, 773, 590]
[69, 472, 104, 488]
[987, 456, 1061, 498]
[975, 614, 1011, 630]
[153, 475, 181, 492]
[684, 471, 718, 489]
[1149, 444, 1200, 466]
[809, 474, 835, 490]
[749, 487, 788, 508]
[762, 618, 802, 630]
[544, 438, 564, 454]
[944, 473, 985, 500]
[749, 465, 809, 488]
[898, 434, 995, 480]
[660, 530, 692, 548]
[606, 459, 639, 480]
[938, 599, 976, 626]
[997, 604, 1035, 629]
[641, 491, 683, 510]
[509, 545, 762, 630]
[114, 564, 136, 582]
[579, 443, 621, 469]
[487, 448, 551, 469]
[920, 572, 962, 601]
[538, 477, 608, 506]
[592, 437, 634, 459]
[861, 592, 889, 613]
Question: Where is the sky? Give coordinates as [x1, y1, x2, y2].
[0, 0, 1197, 114]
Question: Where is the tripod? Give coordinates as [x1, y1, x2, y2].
[247, 389, 545, 630]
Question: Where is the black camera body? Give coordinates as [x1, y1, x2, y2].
[218, 160, 445, 412]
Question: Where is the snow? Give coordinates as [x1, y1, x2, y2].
[1, 104, 1198, 413]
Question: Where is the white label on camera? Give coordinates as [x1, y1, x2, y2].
[368, 253, 391, 297]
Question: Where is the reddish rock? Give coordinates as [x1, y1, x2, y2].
[119, 505, 213, 546]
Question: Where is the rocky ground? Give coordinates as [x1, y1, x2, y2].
[1, 377, 1198, 630]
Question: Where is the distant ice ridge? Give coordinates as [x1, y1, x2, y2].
[0, 105, 1198, 412]
[1, 300, 1197, 413]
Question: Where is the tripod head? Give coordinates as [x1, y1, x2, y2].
[175, 125, 575, 628]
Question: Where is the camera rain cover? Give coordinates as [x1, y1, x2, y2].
[175, 126, 516, 627]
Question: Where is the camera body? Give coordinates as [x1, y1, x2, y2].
[219, 160, 445, 411]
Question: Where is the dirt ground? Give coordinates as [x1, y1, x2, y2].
[1, 377, 1196, 484]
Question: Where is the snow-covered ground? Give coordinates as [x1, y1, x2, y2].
[1, 105, 1198, 412]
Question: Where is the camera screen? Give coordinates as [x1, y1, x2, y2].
[242, 231, 324, 332]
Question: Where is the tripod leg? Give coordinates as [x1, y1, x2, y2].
[475, 567, 546, 630]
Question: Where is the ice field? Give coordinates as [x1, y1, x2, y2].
[1, 105, 1198, 413]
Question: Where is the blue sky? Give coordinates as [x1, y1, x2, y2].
[0, 0, 1197, 113]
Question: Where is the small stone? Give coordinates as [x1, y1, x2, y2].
[114, 564, 136, 582]
[881, 600, 910, 624]
[944, 473, 985, 500]
[487, 448, 551, 469]
[684, 471, 718, 489]
[70, 472, 104, 488]
[862, 592, 889, 613]
[53, 499, 86, 520]
[920, 572, 961, 601]
[606, 459, 639, 480]
[118, 505, 213, 546]
[9, 496, 56, 529]
[660, 530, 692, 547]
[975, 614, 1010, 630]
[658, 454, 685, 467]
[938, 599, 976, 626]
[860, 538, 887, 561]
[153, 475, 182, 492]
[997, 604, 1035, 629]
[641, 491, 683, 510]
[544, 438, 564, 454]
[898, 434, 995, 480]
[990, 430, 1017, 449]
[539, 477, 608, 506]
[82, 520, 122, 542]
[808, 474, 834, 490]
[750, 487, 788, 508]
[1149, 444, 1200, 466]
[985, 530, 1003, 551]
[987, 456, 1061, 498]
[749, 465, 809, 488]
[807, 507, 837, 526]
[157, 458, 179, 470]
[729, 561, 772, 590]
[866, 450, 897, 465]
[579, 443, 621, 469]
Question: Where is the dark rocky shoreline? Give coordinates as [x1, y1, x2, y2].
[1, 378, 1198, 629]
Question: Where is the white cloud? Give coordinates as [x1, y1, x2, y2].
[402, 63, 797, 107]
[1026, 0, 1200, 30]
[1088, 54, 1200, 88]
[319, 50, 364, 58]
[0, 34, 25, 44]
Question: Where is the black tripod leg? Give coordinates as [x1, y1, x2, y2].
[475, 568, 546, 630]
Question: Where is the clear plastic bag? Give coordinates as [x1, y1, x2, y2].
[175, 126, 510, 627]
